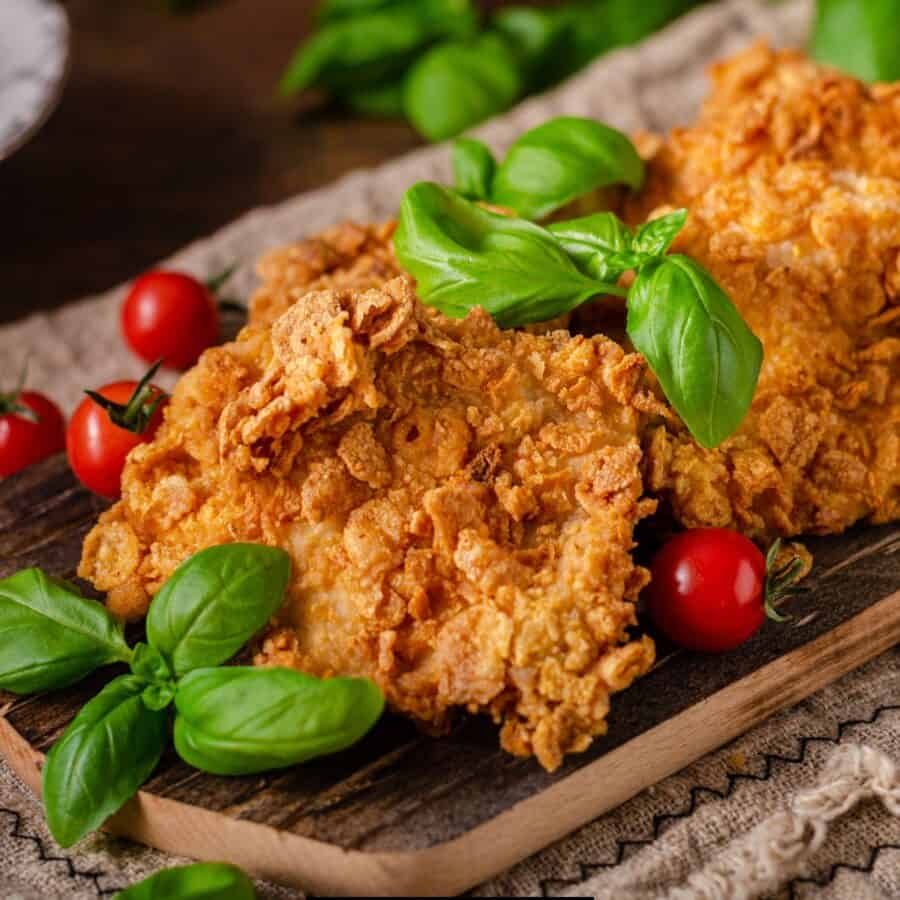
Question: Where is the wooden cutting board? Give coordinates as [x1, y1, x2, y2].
[1, 454, 898, 896]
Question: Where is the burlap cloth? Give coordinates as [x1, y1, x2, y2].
[1, 1, 897, 896]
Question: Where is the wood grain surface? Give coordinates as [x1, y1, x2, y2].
[0, 454, 898, 894]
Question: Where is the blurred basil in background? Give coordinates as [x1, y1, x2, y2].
[280, 0, 706, 140]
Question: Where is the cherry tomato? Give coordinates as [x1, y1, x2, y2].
[0, 390, 66, 477]
[646, 528, 797, 653]
[67, 367, 167, 499]
[122, 271, 219, 370]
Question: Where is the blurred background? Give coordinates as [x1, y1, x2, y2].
[1, 0, 894, 326]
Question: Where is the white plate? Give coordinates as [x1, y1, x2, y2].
[0, 0, 69, 161]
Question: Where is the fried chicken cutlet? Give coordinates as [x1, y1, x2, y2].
[626, 43, 900, 538]
[80, 275, 661, 770]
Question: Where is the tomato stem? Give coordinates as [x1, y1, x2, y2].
[763, 538, 805, 622]
[205, 263, 238, 295]
[0, 360, 40, 424]
[84, 360, 167, 435]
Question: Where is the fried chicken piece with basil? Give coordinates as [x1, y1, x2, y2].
[625, 43, 900, 538]
[79, 275, 662, 771]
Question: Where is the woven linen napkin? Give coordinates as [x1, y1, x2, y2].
[1, 1, 897, 896]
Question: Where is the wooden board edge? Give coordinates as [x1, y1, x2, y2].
[1, 589, 898, 897]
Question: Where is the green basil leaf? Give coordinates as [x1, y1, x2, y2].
[337, 79, 406, 118]
[130, 642, 172, 684]
[490, 6, 572, 91]
[173, 667, 384, 775]
[317, 0, 396, 23]
[394, 182, 621, 327]
[280, 0, 477, 95]
[812, 0, 900, 83]
[404, 34, 522, 142]
[146, 544, 291, 679]
[452, 138, 496, 201]
[548, 212, 636, 281]
[562, 0, 701, 73]
[43, 675, 168, 847]
[114, 862, 256, 900]
[632, 208, 687, 258]
[627, 255, 763, 449]
[491, 116, 644, 220]
[0, 569, 131, 694]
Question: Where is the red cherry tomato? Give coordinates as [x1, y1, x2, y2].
[647, 528, 771, 652]
[0, 391, 66, 477]
[67, 374, 166, 499]
[122, 271, 219, 370]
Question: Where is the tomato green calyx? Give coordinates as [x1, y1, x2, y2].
[763, 539, 805, 622]
[0, 362, 39, 424]
[84, 361, 167, 435]
[205, 263, 245, 314]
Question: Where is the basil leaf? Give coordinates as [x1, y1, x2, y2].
[491, 117, 645, 220]
[43, 675, 168, 847]
[404, 34, 522, 141]
[337, 79, 405, 118]
[563, 0, 701, 74]
[632, 208, 687, 258]
[280, 0, 476, 95]
[627, 255, 762, 449]
[548, 213, 636, 281]
[317, 0, 396, 23]
[812, 0, 900, 82]
[452, 138, 496, 201]
[173, 667, 384, 775]
[0, 569, 131, 694]
[114, 862, 256, 900]
[141, 681, 176, 712]
[491, 6, 572, 91]
[394, 182, 621, 327]
[146, 544, 291, 679]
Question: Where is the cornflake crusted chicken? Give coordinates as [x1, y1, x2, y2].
[80, 274, 663, 770]
[626, 43, 900, 538]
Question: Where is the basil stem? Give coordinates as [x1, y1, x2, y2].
[43, 675, 168, 848]
[491, 116, 644, 220]
[173, 667, 385, 776]
[626, 255, 763, 449]
[0, 569, 131, 694]
[394, 182, 624, 327]
[114, 862, 256, 900]
[146, 544, 291, 679]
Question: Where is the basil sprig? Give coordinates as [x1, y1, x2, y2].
[114, 862, 256, 900]
[0, 569, 131, 693]
[812, 0, 900, 82]
[174, 668, 385, 775]
[0, 544, 385, 848]
[394, 182, 626, 327]
[395, 182, 762, 447]
[450, 117, 644, 221]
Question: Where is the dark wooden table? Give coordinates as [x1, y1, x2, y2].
[1, 0, 479, 326]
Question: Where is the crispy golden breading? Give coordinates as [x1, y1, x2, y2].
[250, 220, 401, 326]
[625, 44, 900, 537]
[80, 275, 662, 770]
